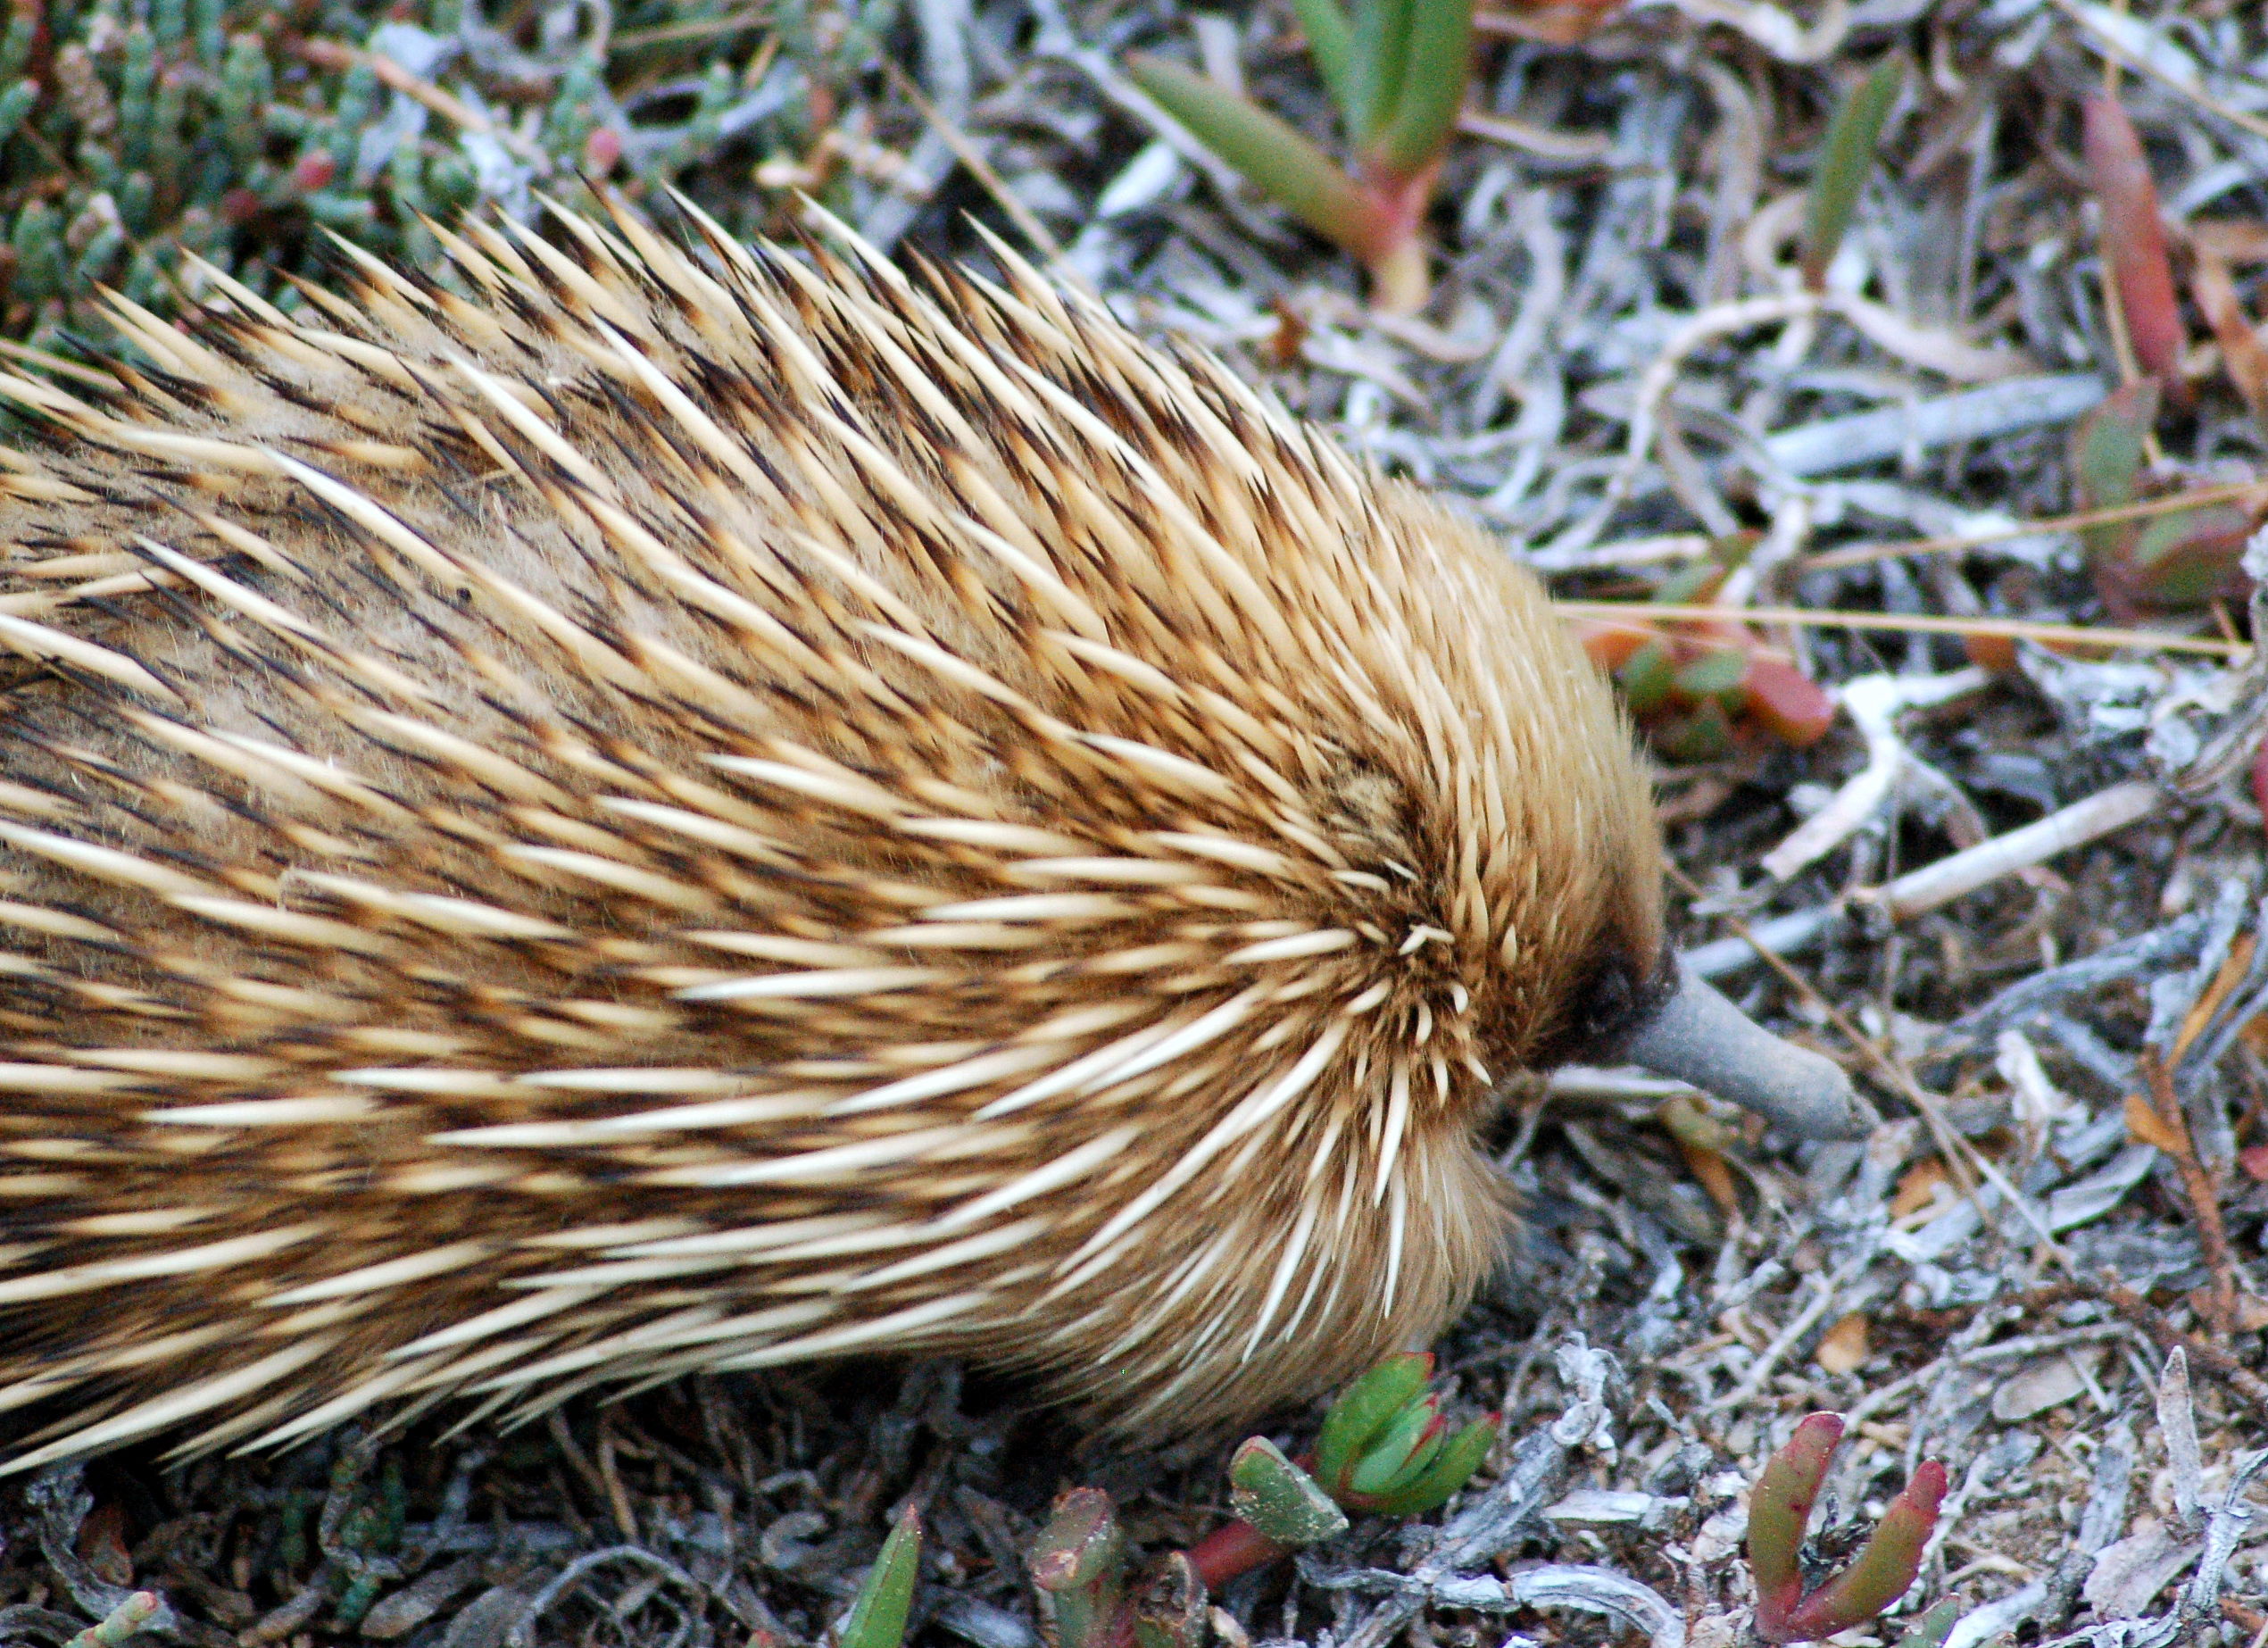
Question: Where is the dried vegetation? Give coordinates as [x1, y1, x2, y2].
[5, 0, 2268, 1642]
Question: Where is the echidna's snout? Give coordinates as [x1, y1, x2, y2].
[1620, 957, 1878, 1141]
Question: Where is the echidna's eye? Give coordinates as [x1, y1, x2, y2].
[1575, 961, 1641, 1045]
[1570, 940, 1678, 1055]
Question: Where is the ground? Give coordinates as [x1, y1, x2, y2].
[3, 0, 2268, 1644]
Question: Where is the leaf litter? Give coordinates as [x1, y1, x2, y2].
[7, 0, 2268, 1643]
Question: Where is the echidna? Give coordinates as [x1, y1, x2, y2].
[0, 201, 1867, 1469]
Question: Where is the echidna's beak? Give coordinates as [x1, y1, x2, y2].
[1622, 958, 1879, 1141]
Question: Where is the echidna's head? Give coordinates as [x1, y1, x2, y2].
[1342, 489, 1866, 1149]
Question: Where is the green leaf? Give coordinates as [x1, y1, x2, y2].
[839, 1509, 921, 1648]
[1286, 0, 1358, 128]
[1617, 638, 1675, 717]
[1372, 0, 1473, 177]
[0, 78, 36, 149]
[1361, 1415, 1497, 1518]
[1800, 57, 1901, 293]
[1317, 1353, 1432, 1490]
[1674, 645, 1749, 708]
[1346, 1401, 1443, 1498]
[1655, 699, 1734, 762]
[1892, 1600, 1965, 1648]
[1652, 557, 1728, 605]
[1349, 0, 1416, 146]
[1126, 54, 1377, 257]
[2069, 378, 2157, 566]
[1227, 1438, 1350, 1546]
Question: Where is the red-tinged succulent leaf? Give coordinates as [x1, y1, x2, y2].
[1346, 1399, 1445, 1498]
[1963, 631, 2019, 673]
[1126, 46, 1440, 312]
[2191, 238, 2268, 436]
[2123, 503, 2253, 609]
[1744, 657, 1837, 747]
[2083, 95, 2188, 400]
[1574, 620, 1657, 673]
[1777, 1461, 1948, 1642]
[1749, 1413, 1844, 1641]
[1031, 1490, 1124, 1593]
[1228, 1438, 1350, 1546]
[1032, 1490, 1127, 1648]
[291, 150, 338, 192]
[2239, 1140, 2268, 1185]
[1132, 1552, 1209, 1648]
[1351, 158, 1440, 314]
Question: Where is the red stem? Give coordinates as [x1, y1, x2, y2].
[1184, 1519, 1290, 1591]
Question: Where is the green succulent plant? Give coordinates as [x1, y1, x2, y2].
[1126, 0, 1474, 312]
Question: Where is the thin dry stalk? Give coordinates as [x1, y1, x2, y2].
[2133, 1048, 2240, 1339]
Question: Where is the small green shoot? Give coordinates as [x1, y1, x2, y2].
[1185, 1351, 1497, 1591]
[1747, 1413, 1948, 1644]
[837, 1507, 922, 1648]
[1227, 1438, 1350, 1544]
[1800, 58, 1903, 292]
[1307, 1351, 1496, 1517]
[62, 1593, 164, 1648]
[1314, 1353, 1432, 1489]
[1126, 0, 1475, 312]
[1040, 1353, 1498, 1629]
[1032, 1489, 1127, 1648]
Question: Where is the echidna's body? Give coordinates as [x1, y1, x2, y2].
[0, 204, 1852, 1470]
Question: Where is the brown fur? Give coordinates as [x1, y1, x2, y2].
[0, 202, 1660, 1467]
